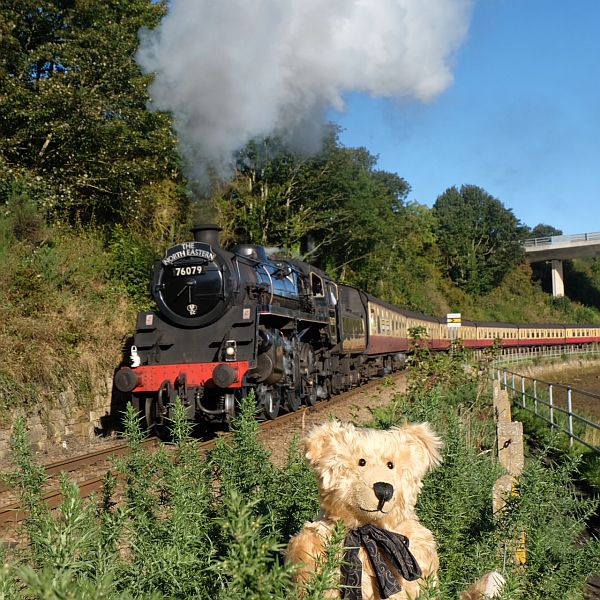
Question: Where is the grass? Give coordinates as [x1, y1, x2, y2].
[0, 214, 144, 421]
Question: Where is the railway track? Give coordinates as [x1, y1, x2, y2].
[0, 437, 159, 526]
[0, 372, 404, 528]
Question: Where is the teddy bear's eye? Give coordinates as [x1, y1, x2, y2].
[358, 458, 366, 467]
[387, 461, 394, 469]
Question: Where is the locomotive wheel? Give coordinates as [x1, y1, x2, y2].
[145, 397, 170, 440]
[257, 385, 280, 420]
[320, 377, 332, 400]
[304, 384, 317, 406]
[285, 388, 301, 413]
[299, 343, 317, 406]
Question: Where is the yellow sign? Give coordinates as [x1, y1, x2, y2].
[447, 313, 461, 327]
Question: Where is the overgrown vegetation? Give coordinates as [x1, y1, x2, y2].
[0, 348, 600, 600]
[0, 396, 321, 599]
[2, 358, 599, 598]
[371, 343, 600, 599]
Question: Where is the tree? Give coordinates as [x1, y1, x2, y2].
[0, 0, 186, 228]
[528, 223, 563, 239]
[433, 185, 527, 295]
[214, 138, 322, 253]
[215, 128, 413, 280]
[214, 129, 445, 310]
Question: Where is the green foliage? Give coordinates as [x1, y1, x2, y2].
[209, 392, 319, 541]
[1, 397, 320, 599]
[4, 360, 600, 599]
[0, 0, 187, 225]
[212, 490, 293, 599]
[433, 185, 527, 295]
[107, 224, 156, 308]
[210, 392, 276, 506]
[371, 351, 600, 599]
[8, 416, 47, 531]
[215, 137, 322, 252]
[7, 416, 126, 597]
[299, 519, 346, 599]
[527, 223, 563, 239]
[498, 456, 600, 599]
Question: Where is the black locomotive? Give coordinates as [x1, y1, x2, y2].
[114, 224, 405, 430]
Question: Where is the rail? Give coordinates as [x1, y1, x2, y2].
[524, 232, 600, 247]
[492, 368, 600, 455]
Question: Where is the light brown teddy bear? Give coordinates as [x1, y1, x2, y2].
[286, 421, 504, 600]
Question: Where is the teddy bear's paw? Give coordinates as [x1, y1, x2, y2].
[460, 570, 505, 600]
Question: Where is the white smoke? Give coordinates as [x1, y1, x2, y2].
[137, 0, 473, 181]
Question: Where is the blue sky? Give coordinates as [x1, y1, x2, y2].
[328, 0, 600, 236]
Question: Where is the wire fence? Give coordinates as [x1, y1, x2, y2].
[492, 367, 600, 455]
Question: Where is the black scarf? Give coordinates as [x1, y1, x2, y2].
[340, 524, 422, 599]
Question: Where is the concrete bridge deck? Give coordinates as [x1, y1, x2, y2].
[524, 232, 600, 262]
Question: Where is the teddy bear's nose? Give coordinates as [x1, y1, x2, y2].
[373, 482, 394, 508]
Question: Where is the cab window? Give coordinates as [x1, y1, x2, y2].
[311, 273, 324, 297]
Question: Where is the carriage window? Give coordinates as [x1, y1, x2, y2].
[311, 273, 324, 297]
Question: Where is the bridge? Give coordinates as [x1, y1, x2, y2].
[524, 232, 600, 297]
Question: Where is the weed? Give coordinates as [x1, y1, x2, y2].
[370, 346, 600, 599]
[4, 356, 598, 599]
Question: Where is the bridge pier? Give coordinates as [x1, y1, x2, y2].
[551, 259, 564, 298]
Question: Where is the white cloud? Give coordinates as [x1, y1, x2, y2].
[137, 0, 474, 181]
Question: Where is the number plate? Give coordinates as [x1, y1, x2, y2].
[172, 265, 203, 277]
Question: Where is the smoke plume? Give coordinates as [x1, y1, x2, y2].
[136, 0, 473, 181]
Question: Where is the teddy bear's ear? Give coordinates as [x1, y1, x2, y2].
[396, 422, 443, 475]
[302, 420, 354, 469]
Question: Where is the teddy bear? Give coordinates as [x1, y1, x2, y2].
[286, 420, 504, 600]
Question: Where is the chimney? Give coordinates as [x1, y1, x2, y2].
[191, 224, 222, 248]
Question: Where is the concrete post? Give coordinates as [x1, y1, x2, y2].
[551, 259, 564, 297]
[492, 379, 527, 567]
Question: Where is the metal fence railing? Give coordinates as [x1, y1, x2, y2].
[480, 344, 600, 366]
[524, 232, 600, 247]
[492, 368, 600, 455]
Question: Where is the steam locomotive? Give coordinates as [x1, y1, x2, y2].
[114, 224, 600, 431]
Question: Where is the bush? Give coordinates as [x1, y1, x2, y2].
[1, 396, 318, 599]
[3, 362, 599, 598]
[107, 224, 157, 309]
[371, 347, 600, 599]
